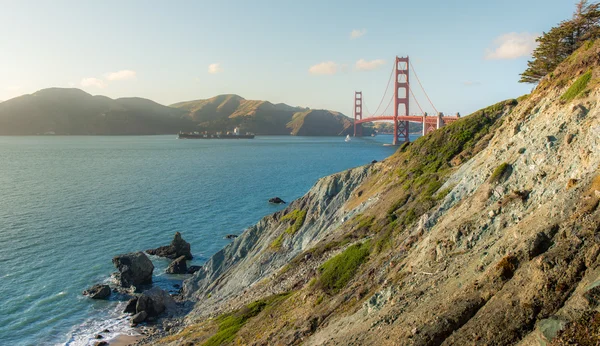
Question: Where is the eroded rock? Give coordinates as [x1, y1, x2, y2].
[83, 284, 111, 300]
[166, 255, 187, 274]
[147, 232, 192, 260]
[112, 252, 154, 288]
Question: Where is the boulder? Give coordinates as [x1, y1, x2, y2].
[187, 265, 202, 274]
[112, 252, 154, 288]
[131, 311, 148, 325]
[165, 256, 187, 274]
[147, 232, 192, 260]
[269, 197, 286, 204]
[83, 284, 111, 300]
[136, 287, 176, 317]
[225, 234, 238, 239]
[123, 297, 138, 314]
[371, 160, 378, 164]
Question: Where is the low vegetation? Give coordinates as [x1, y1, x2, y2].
[318, 241, 371, 294]
[561, 70, 593, 101]
[490, 162, 511, 183]
[281, 209, 307, 235]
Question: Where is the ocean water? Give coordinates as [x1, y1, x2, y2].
[0, 135, 398, 346]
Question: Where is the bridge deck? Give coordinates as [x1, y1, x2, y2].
[355, 115, 459, 125]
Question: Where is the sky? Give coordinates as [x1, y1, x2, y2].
[0, 0, 579, 116]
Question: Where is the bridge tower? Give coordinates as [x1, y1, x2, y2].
[393, 56, 410, 146]
[353, 91, 363, 137]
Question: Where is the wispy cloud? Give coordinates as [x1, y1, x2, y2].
[485, 32, 539, 60]
[80, 77, 106, 88]
[355, 59, 385, 71]
[350, 29, 366, 39]
[208, 63, 223, 74]
[105, 70, 136, 81]
[463, 81, 482, 86]
[308, 61, 339, 75]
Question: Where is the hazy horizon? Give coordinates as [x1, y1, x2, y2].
[0, 0, 575, 116]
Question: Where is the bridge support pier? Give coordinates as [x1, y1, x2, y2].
[354, 91, 363, 137]
[393, 120, 410, 145]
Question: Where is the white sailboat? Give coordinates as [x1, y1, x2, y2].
[345, 134, 351, 142]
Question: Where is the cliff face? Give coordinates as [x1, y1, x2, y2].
[158, 42, 600, 346]
[182, 164, 374, 315]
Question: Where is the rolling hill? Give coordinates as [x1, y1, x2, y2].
[0, 89, 358, 136]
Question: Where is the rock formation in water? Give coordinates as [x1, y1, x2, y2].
[112, 252, 154, 288]
[82, 284, 111, 299]
[139, 39, 600, 345]
[147, 232, 192, 260]
[165, 256, 188, 274]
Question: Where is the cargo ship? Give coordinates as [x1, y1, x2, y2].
[178, 127, 255, 139]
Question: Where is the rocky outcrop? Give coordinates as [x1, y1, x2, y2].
[136, 287, 176, 317]
[183, 164, 374, 316]
[112, 252, 154, 288]
[268, 197, 286, 204]
[187, 265, 202, 274]
[131, 311, 148, 325]
[165, 256, 187, 274]
[82, 284, 111, 299]
[147, 232, 192, 260]
[123, 297, 138, 314]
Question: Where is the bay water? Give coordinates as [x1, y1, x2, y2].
[0, 135, 399, 345]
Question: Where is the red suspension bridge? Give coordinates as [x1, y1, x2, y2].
[353, 56, 460, 145]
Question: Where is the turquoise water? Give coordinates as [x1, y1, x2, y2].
[0, 135, 398, 345]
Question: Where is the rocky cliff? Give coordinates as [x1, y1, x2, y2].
[154, 41, 600, 346]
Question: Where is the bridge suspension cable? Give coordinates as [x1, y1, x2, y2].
[409, 62, 438, 115]
[366, 61, 395, 117]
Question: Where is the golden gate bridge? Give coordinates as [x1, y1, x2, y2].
[353, 56, 460, 145]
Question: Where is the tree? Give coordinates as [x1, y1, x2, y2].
[520, 0, 600, 84]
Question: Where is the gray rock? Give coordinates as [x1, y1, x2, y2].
[187, 265, 202, 274]
[123, 297, 138, 314]
[131, 310, 148, 325]
[165, 255, 187, 274]
[136, 287, 176, 317]
[147, 232, 192, 260]
[269, 197, 286, 204]
[83, 284, 111, 299]
[112, 252, 154, 288]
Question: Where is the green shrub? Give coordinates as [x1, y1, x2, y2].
[561, 70, 592, 102]
[318, 241, 370, 294]
[281, 209, 307, 235]
[270, 234, 284, 250]
[203, 294, 290, 346]
[490, 162, 511, 183]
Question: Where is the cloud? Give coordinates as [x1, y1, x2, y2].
[485, 32, 539, 60]
[350, 29, 366, 39]
[355, 59, 386, 71]
[4, 86, 21, 92]
[80, 77, 106, 88]
[308, 61, 339, 75]
[105, 70, 136, 81]
[463, 81, 482, 86]
[208, 63, 223, 74]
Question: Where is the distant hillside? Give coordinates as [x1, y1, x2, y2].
[0, 90, 357, 136]
[0, 88, 195, 135]
[171, 95, 354, 136]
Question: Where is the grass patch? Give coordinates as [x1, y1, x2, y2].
[490, 162, 511, 183]
[281, 209, 307, 235]
[202, 293, 290, 346]
[561, 70, 592, 102]
[270, 234, 285, 250]
[318, 241, 371, 294]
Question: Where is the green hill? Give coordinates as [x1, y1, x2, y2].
[0, 89, 356, 136]
[0, 88, 194, 135]
[170, 95, 353, 136]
